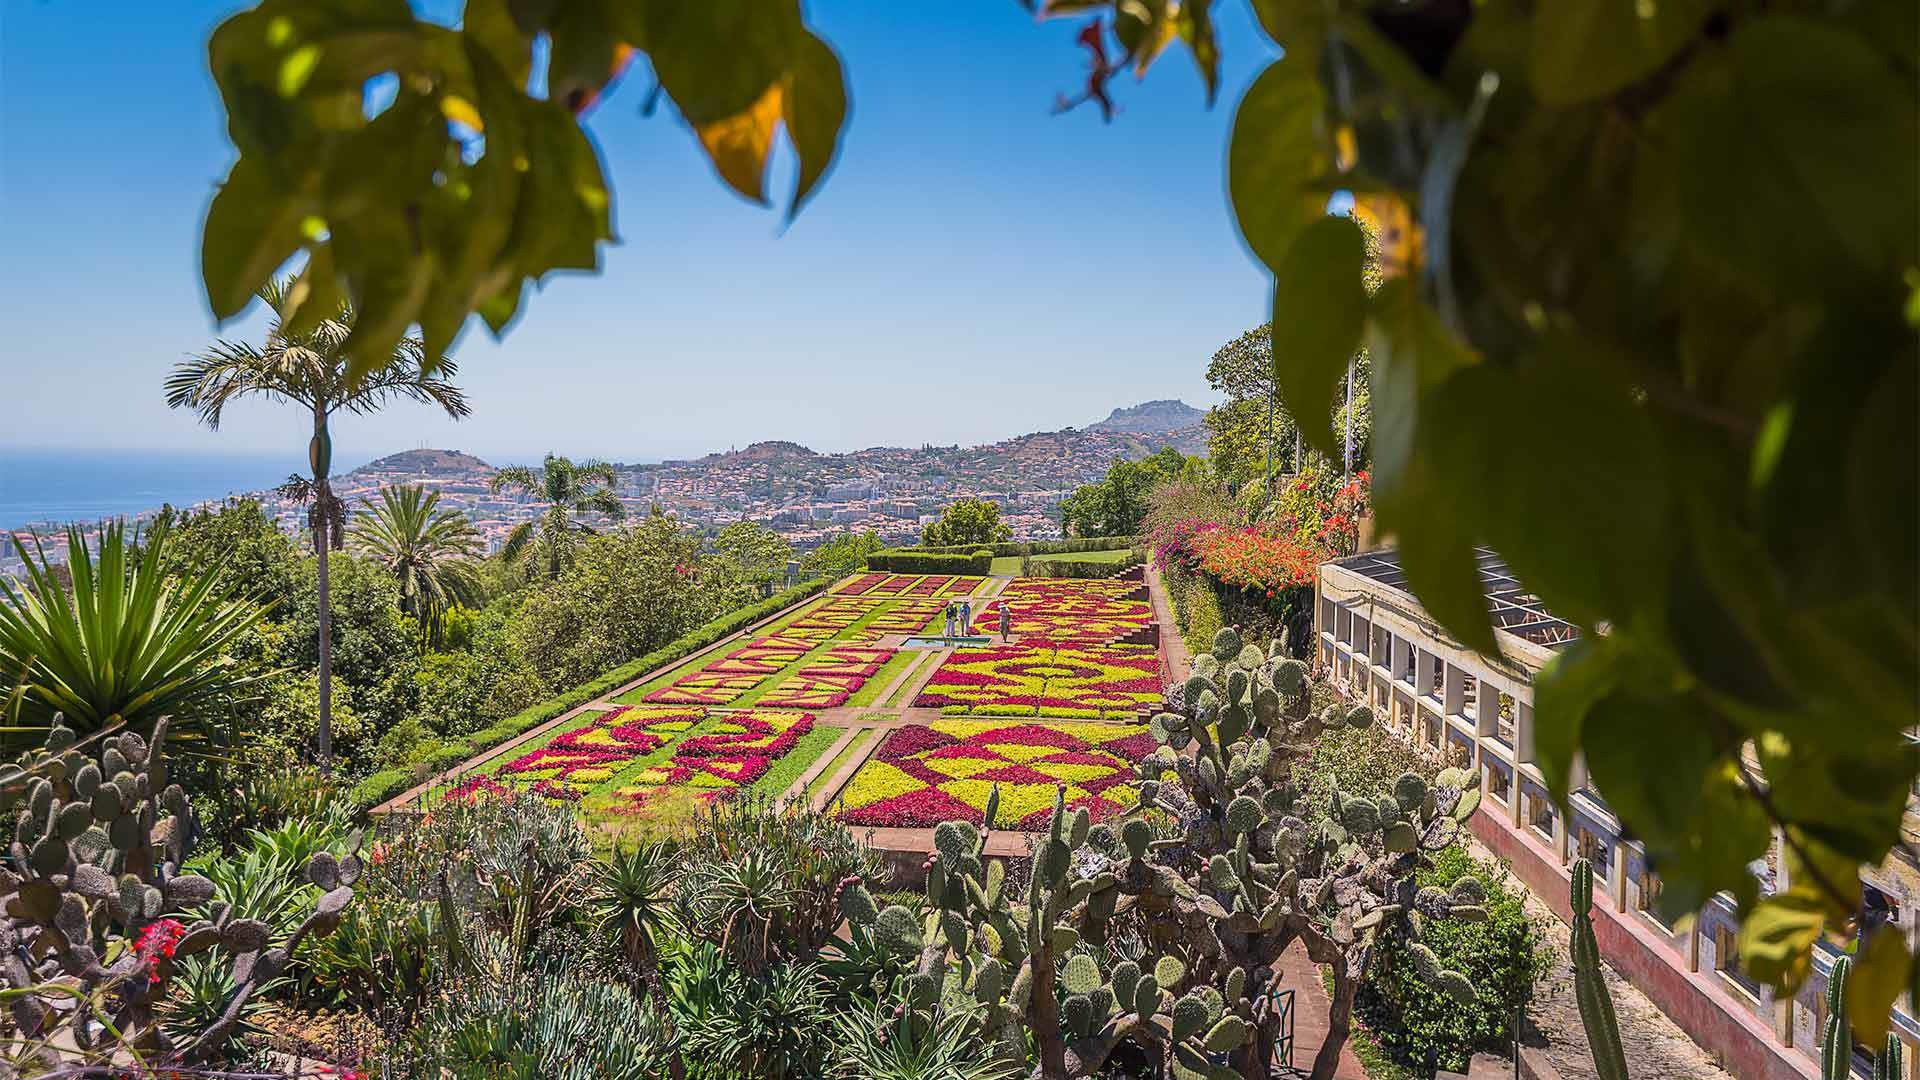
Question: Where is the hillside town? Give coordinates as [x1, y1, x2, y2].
[0, 401, 1207, 573]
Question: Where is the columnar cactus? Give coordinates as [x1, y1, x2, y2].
[1570, 857, 1628, 1080]
[1825, 954, 1853, 1080]
[844, 625, 1480, 1080]
[1875, 1031, 1903, 1080]
[0, 717, 359, 1070]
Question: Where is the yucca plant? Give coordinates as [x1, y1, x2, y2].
[0, 520, 264, 738]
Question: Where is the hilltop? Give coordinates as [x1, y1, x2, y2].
[352, 448, 494, 476]
[1087, 399, 1204, 434]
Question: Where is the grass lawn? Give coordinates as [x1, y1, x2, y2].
[746, 725, 842, 800]
[1033, 547, 1136, 563]
[988, 555, 1024, 576]
[847, 651, 918, 708]
[807, 727, 876, 802]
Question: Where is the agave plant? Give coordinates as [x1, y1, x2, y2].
[829, 991, 1018, 1080]
[0, 520, 264, 736]
[589, 842, 687, 1080]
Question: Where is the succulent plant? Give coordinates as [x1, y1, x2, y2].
[0, 717, 358, 1070]
[843, 625, 1479, 1080]
[1569, 858, 1627, 1080]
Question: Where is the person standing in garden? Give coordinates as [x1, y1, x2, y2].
[998, 602, 1010, 642]
[944, 602, 956, 639]
[959, 599, 972, 636]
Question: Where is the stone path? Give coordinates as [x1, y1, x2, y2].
[1520, 884, 1735, 1080]
[1273, 940, 1369, 1078]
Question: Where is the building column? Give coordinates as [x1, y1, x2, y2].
[1476, 675, 1502, 738]
[1414, 647, 1436, 698]
[1444, 664, 1465, 718]
[1517, 701, 1536, 763]
[1391, 635, 1412, 684]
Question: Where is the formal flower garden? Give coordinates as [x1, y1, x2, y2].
[912, 640, 1161, 719]
[834, 572, 985, 598]
[834, 718, 1153, 829]
[970, 577, 1155, 642]
[451, 704, 816, 808]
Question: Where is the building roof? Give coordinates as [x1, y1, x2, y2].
[1333, 547, 1581, 649]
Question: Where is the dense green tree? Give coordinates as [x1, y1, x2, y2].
[920, 498, 1011, 547]
[510, 515, 717, 688]
[798, 531, 884, 581]
[349, 484, 483, 648]
[166, 277, 469, 767]
[1059, 446, 1194, 538]
[490, 453, 625, 580]
[708, 521, 794, 602]
[148, 499, 301, 613]
[281, 553, 419, 757]
[1204, 324, 1370, 500]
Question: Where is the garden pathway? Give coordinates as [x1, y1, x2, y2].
[1273, 939, 1369, 1078]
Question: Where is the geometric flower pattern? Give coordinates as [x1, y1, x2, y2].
[913, 641, 1161, 719]
[472, 705, 703, 801]
[833, 573, 985, 599]
[971, 578, 1154, 643]
[757, 644, 895, 708]
[836, 719, 1153, 830]
[610, 709, 815, 806]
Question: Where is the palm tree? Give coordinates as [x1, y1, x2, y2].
[165, 277, 469, 767]
[0, 521, 264, 737]
[489, 453, 625, 579]
[589, 843, 687, 1080]
[348, 483, 483, 648]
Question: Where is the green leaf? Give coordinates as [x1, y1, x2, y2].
[1581, 689, 1768, 919]
[1417, 346, 1668, 632]
[281, 245, 344, 338]
[1735, 890, 1826, 993]
[462, 0, 534, 90]
[1267, 215, 1366, 457]
[1529, 0, 1717, 105]
[1228, 59, 1335, 273]
[1657, 16, 1918, 295]
[1176, 0, 1220, 105]
[782, 30, 848, 219]
[1850, 930, 1911, 1048]
[202, 156, 310, 320]
[1531, 637, 1620, 805]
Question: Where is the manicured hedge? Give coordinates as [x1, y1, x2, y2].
[350, 578, 829, 810]
[912, 536, 1138, 557]
[863, 548, 993, 575]
[1022, 550, 1144, 579]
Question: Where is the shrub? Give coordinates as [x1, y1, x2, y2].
[1357, 845, 1550, 1073]
[1163, 562, 1223, 655]
[350, 578, 827, 809]
[863, 548, 993, 574]
[1019, 550, 1144, 579]
[913, 537, 1138, 557]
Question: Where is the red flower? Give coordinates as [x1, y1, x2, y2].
[135, 918, 188, 978]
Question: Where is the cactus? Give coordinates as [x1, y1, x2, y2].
[0, 717, 358, 1071]
[1570, 858, 1629, 1080]
[843, 627, 1474, 1080]
[1875, 1031, 1903, 1080]
[1825, 954, 1853, 1080]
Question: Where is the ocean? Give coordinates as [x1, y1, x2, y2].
[0, 448, 305, 532]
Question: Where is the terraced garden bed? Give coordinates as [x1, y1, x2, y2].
[913, 640, 1161, 719]
[834, 718, 1154, 829]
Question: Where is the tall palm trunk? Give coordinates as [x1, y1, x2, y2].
[311, 405, 333, 768]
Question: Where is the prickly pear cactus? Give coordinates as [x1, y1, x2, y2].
[840, 783, 1243, 1079]
[0, 717, 359, 1070]
[1128, 627, 1482, 1080]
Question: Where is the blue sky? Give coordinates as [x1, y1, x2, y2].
[0, 2, 1276, 465]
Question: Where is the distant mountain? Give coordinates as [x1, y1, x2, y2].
[1087, 400, 1205, 434]
[352, 448, 494, 475]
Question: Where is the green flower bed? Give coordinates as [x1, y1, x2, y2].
[351, 578, 828, 809]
